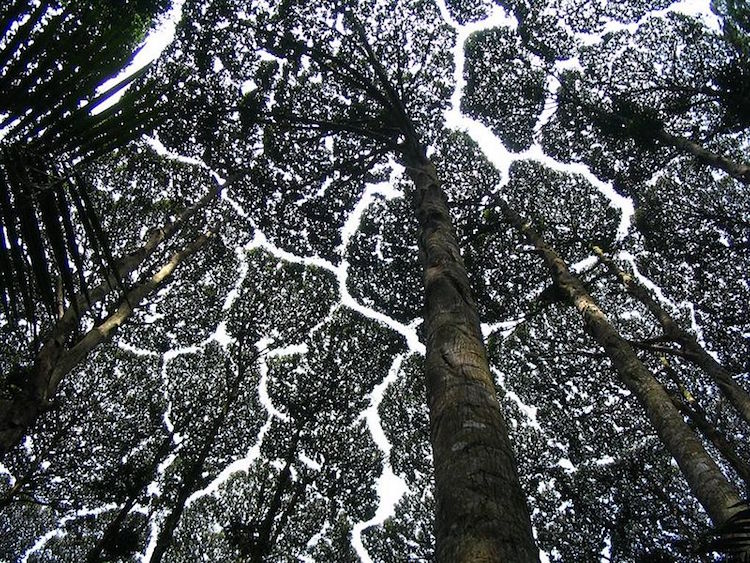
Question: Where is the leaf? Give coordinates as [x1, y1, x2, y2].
[56, 184, 90, 308]
[38, 182, 77, 315]
[0, 162, 34, 325]
[5, 154, 56, 319]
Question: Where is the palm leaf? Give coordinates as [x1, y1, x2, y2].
[71, 172, 126, 299]
[7, 159, 56, 318]
[66, 173, 113, 290]
[38, 183, 77, 315]
[0, 164, 34, 324]
[0, 217, 16, 320]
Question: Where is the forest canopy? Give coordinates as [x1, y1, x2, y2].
[1, 0, 749, 561]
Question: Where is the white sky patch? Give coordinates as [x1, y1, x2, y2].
[21, 504, 118, 562]
[212, 321, 234, 347]
[15, 0, 726, 558]
[185, 416, 273, 507]
[256, 337, 292, 422]
[144, 134, 217, 171]
[0, 462, 14, 486]
[570, 255, 599, 273]
[618, 250, 680, 311]
[481, 317, 526, 339]
[352, 354, 410, 561]
[90, 1, 184, 115]
[577, 0, 721, 46]
[117, 340, 160, 357]
[557, 457, 576, 472]
[351, 467, 410, 561]
[436, 0, 636, 241]
[492, 366, 542, 431]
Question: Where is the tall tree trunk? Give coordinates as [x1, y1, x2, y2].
[149, 417, 220, 563]
[500, 201, 745, 527]
[594, 247, 750, 426]
[405, 145, 538, 563]
[672, 395, 750, 492]
[86, 496, 139, 563]
[149, 352, 254, 563]
[0, 230, 215, 457]
[249, 429, 302, 563]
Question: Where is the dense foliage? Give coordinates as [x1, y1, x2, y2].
[1, 0, 748, 561]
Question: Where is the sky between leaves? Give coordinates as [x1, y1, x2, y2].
[6, 0, 741, 561]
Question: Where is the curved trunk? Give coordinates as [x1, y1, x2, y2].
[0, 230, 215, 457]
[502, 202, 744, 527]
[406, 147, 538, 563]
[594, 247, 750, 426]
[655, 128, 750, 184]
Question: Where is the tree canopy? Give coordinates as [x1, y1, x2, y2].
[1, 0, 749, 561]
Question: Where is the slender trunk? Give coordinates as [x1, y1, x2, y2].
[586, 102, 750, 184]
[655, 127, 750, 184]
[86, 436, 173, 562]
[594, 247, 750, 426]
[501, 201, 744, 527]
[0, 230, 215, 457]
[672, 395, 750, 493]
[149, 424, 218, 563]
[658, 356, 750, 492]
[85, 496, 138, 563]
[250, 429, 302, 563]
[405, 146, 538, 563]
[149, 477, 198, 563]
[149, 359, 251, 563]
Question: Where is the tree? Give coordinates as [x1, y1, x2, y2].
[0, 0, 172, 325]
[249, 1, 539, 559]
[3, 0, 750, 561]
[0, 144, 232, 456]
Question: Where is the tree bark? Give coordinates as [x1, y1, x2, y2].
[501, 202, 744, 527]
[672, 394, 750, 493]
[585, 101, 750, 184]
[0, 230, 215, 457]
[405, 146, 538, 563]
[149, 413, 221, 563]
[593, 247, 750, 426]
[654, 127, 750, 185]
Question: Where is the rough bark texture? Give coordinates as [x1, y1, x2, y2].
[502, 202, 744, 527]
[671, 393, 750, 492]
[405, 147, 538, 563]
[0, 231, 214, 457]
[594, 247, 750, 427]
